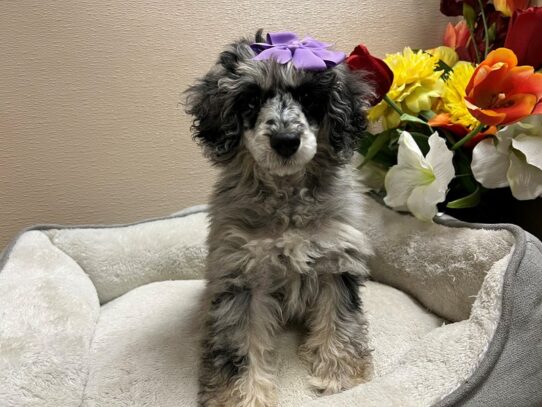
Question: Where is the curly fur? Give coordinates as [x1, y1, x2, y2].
[186, 31, 374, 407]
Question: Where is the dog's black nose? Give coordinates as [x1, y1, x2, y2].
[270, 133, 301, 158]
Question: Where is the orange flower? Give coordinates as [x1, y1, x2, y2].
[429, 113, 470, 137]
[429, 113, 496, 147]
[465, 48, 542, 126]
[493, 0, 530, 17]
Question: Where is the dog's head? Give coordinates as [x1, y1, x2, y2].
[185, 31, 372, 176]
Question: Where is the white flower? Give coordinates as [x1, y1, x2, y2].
[471, 115, 542, 200]
[384, 131, 455, 222]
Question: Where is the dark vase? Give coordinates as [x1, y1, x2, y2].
[445, 189, 542, 241]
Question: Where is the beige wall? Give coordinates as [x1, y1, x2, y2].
[0, 0, 451, 249]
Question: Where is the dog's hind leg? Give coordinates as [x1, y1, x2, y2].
[299, 272, 373, 395]
[198, 283, 281, 407]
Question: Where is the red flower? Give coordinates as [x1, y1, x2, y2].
[444, 21, 470, 50]
[440, 0, 468, 16]
[465, 48, 542, 126]
[505, 7, 542, 70]
[345, 44, 394, 106]
[444, 21, 472, 61]
[440, 0, 487, 16]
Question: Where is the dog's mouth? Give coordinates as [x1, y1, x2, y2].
[263, 144, 317, 176]
[274, 156, 299, 171]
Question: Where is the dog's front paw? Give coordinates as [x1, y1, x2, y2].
[199, 379, 277, 407]
[302, 346, 374, 395]
[234, 373, 278, 407]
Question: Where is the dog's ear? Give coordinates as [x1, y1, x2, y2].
[254, 29, 265, 43]
[185, 39, 255, 164]
[326, 68, 371, 162]
[185, 71, 241, 164]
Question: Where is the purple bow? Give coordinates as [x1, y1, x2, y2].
[251, 32, 346, 71]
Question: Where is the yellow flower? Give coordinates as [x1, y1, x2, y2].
[440, 61, 480, 130]
[426, 46, 459, 68]
[368, 47, 444, 129]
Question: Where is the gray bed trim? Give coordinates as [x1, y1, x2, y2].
[433, 225, 542, 407]
[1, 203, 540, 406]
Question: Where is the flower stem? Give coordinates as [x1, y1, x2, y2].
[452, 123, 485, 150]
[383, 95, 404, 116]
[467, 25, 481, 63]
[478, 0, 490, 58]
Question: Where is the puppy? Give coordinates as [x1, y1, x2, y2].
[186, 31, 374, 407]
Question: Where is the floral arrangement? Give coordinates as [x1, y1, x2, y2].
[349, 0, 542, 222]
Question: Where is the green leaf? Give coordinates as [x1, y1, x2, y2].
[446, 186, 481, 209]
[423, 50, 453, 80]
[359, 130, 393, 168]
[487, 22, 496, 44]
[453, 151, 479, 193]
[357, 129, 398, 169]
[436, 60, 453, 81]
[419, 110, 436, 120]
[370, 151, 397, 168]
[463, 4, 476, 30]
[399, 114, 433, 132]
[357, 131, 374, 155]
[400, 113, 427, 125]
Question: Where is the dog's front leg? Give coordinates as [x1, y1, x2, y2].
[198, 282, 280, 407]
[300, 272, 373, 395]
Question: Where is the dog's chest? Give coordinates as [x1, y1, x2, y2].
[241, 219, 366, 277]
[210, 174, 370, 283]
[236, 185, 366, 272]
[260, 186, 320, 229]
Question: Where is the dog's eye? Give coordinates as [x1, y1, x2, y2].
[294, 88, 319, 110]
[293, 86, 328, 123]
[247, 97, 258, 110]
[239, 91, 263, 129]
[245, 94, 261, 111]
[236, 84, 263, 116]
[295, 90, 321, 115]
[299, 91, 312, 104]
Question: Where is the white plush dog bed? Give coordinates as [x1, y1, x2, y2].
[1, 198, 541, 407]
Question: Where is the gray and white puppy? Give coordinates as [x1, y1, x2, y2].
[186, 31, 374, 407]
